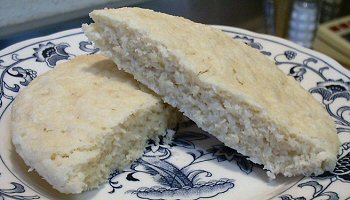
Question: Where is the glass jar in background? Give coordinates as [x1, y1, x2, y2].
[288, 0, 320, 48]
[264, 0, 348, 49]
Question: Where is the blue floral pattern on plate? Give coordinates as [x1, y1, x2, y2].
[0, 26, 349, 199]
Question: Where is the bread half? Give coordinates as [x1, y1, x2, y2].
[11, 54, 178, 193]
[83, 8, 340, 178]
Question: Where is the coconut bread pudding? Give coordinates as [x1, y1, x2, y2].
[83, 8, 340, 178]
[11, 54, 179, 193]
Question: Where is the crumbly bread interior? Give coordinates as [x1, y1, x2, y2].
[11, 55, 178, 193]
[82, 8, 339, 178]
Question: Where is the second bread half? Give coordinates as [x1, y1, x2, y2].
[83, 8, 339, 178]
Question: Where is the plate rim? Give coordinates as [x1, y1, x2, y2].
[0, 28, 83, 57]
[2, 25, 348, 78]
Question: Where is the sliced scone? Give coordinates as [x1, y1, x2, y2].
[11, 54, 178, 193]
[83, 8, 340, 178]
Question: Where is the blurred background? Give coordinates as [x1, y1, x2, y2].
[0, 0, 349, 67]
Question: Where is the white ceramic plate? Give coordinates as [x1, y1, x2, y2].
[0, 26, 349, 200]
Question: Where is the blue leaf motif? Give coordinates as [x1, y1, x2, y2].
[11, 53, 19, 61]
[331, 92, 350, 101]
[79, 41, 99, 54]
[334, 152, 350, 181]
[233, 35, 271, 55]
[342, 142, 350, 150]
[108, 180, 122, 194]
[9, 67, 37, 86]
[4, 82, 20, 93]
[303, 57, 318, 65]
[236, 157, 253, 174]
[310, 87, 332, 100]
[261, 51, 272, 56]
[0, 181, 40, 199]
[280, 194, 306, 200]
[248, 41, 263, 50]
[322, 191, 339, 200]
[33, 42, 71, 67]
[109, 131, 237, 199]
[289, 66, 306, 82]
[130, 162, 139, 170]
[207, 144, 253, 174]
[126, 172, 139, 182]
[187, 152, 197, 160]
[337, 106, 350, 119]
[108, 170, 123, 193]
[187, 170, 212, 183]
[298, 181, 323, 195]
[130, 179, 234, 200]
[319, 67, 329, 74]
[138, 157, 194, 188]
